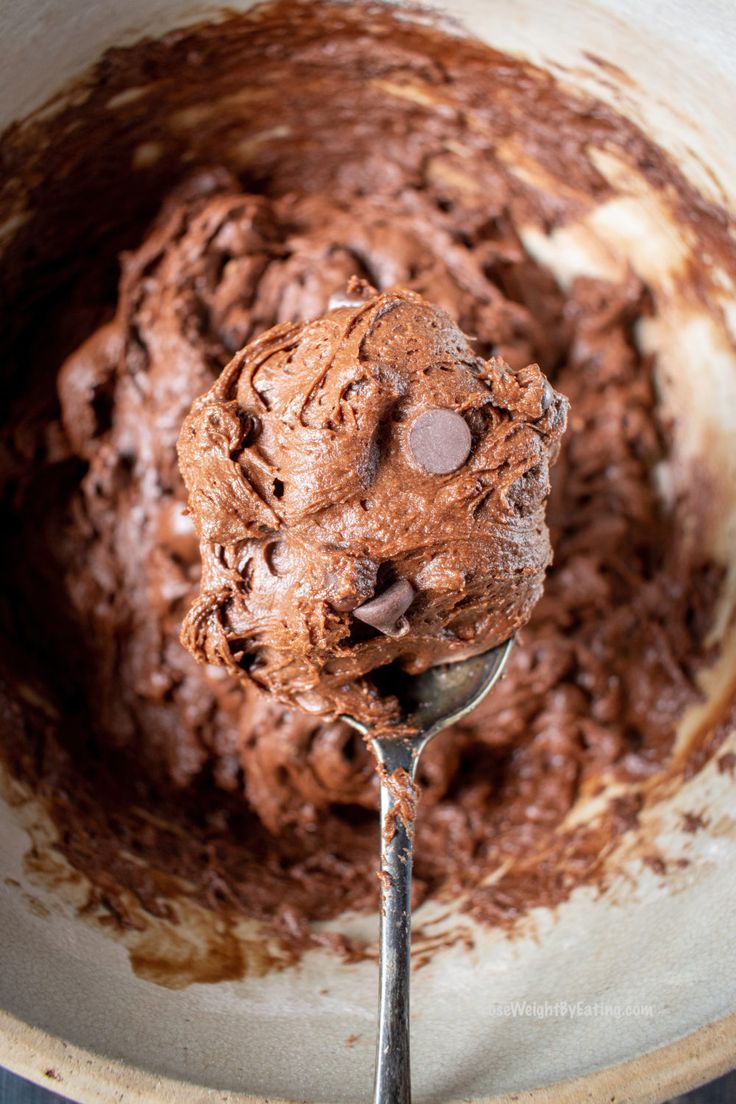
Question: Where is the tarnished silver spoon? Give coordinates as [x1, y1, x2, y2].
[342, 637, 514, 1104]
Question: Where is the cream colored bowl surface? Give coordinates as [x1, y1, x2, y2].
[1, 2, 736, 1102]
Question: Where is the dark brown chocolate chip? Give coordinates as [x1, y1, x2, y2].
[408, 408, 472, 475]
[353, 579, 415, 634]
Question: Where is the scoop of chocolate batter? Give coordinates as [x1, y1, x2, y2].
[177, 285, 567, 727]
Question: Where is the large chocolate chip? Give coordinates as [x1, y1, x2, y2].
[353, 579, 415, 634]
[409, 408, 472, 474]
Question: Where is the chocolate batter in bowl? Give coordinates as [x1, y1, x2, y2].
[1, 2, 736, 1102]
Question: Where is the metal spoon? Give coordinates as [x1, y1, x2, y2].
[342, 637, 514, 1104]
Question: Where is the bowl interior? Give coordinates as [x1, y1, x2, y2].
[1, 1, 736, 1101]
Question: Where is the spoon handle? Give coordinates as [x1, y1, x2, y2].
[372, 738, 417, 1104]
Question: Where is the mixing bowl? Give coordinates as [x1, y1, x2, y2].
[1, 1, 735, 1101]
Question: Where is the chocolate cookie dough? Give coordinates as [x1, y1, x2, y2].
[0, 0, 731, 959]
[177, 284, 566, 728]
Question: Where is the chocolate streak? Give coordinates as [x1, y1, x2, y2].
[0, 1, 733, 966]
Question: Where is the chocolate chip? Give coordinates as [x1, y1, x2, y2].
[408, 408, 472, 474]
[353, 579, 415, 634]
